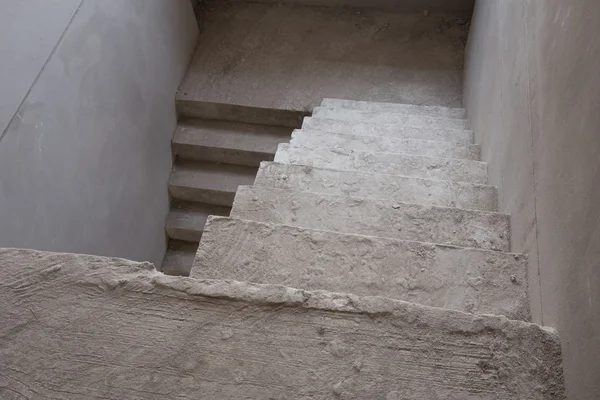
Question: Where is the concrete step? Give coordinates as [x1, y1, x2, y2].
[302, 116, 474, 144]
[321, 98, 466, 119]
[275, 144, 488, 184]
[161, 239, 198, 276]
[313, 106, 470, 130]
[255, 162, 498, 212]
[173, 119, 291, 167]
[166, 201, 231, 242]
[168, 160, 257, 206]
[192, 217, 529, 319]
[231, 186, 510, 251]
[292, 129, 481, 160]
[176, 99, 308, 128]
[4, 248, 565, 399]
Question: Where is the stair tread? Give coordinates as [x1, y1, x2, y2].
[292, 128, 481, 160]
[173, 119, 290, 155]
[231, 186, 510, 251]
[256, 162, 498, 212]
[321, 98, 466, 119]
[2, 248, 565, 400]
[303, 117, 474, 144]
[161, 239, 198, 276]
[166, 201, 231, 242]
[192, 216, 529, 319]
[275, 143, 488, 184]
[313, 106, 470, 130]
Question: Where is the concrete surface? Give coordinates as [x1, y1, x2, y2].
[178, 1, 470, 111]
[275, 143, 489, 183]
[0, 0, 199, 266]
[321, 98, 466, 118]
[166, 200, 230, 242]
[303, 116, 474, 143]
[0, 248, 565, 399]
[193, 216, 529, 319]
[292, 129, 481, 159]
[225, 0, 475, 13]
[256, 162, 498, 211]
[464, 1, 600, 398]
[232, 186, 510, 251]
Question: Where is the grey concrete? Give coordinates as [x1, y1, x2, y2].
[321, 98, 467, 119]
[313, 107, 470, 130]
[0, 0, 81, 135]
[193, 217, 529, 319]
[166, 201, 230, 242]
[464, 1, 600, 398]
[225, 0, 475, 13]
[173, 119, 291, 167]
[162, 240, 198, 277]
[256, 162, 498, 211]
[0, 248, 565, 399]
[275, 144, 488, 183]
[178, 2, 469, 111]
[168, 161, 257, 206]
[232, 186, 510, 251]
[0, 0, 199, 266]
[292, 129, 481, 160]
[303, 117, 474, 144]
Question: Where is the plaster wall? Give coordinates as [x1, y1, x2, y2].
[0, 0, 198, 266]
[464, 1, 600, 398]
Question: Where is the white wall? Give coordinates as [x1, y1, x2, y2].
[0, 0, 199, 266]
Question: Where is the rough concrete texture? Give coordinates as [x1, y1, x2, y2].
[0, 248, 565, 399]
[291, 129, 481, 160]
[178, 2, 470, 111]
[275, 143, 488, 183]
[256, 162, 498, 211]
[173, 119, 292, 166]
[464, 1, 600, 397]
[313, 107, 470, 130]
[231, 186, 510, 251]
[0, 0, 199, 266]
[321, 98, 466, 119]
[192, 217, 529, 319]
[303, 117, 474, 144]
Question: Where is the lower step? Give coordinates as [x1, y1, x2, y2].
[2, 248, 565, 400]
[231, 186, 511, 251]
[161, 239, 198, 276]
[275, 143, 488, 184]
[166, 201, 231, 242]
[255, 162, 498, 212]
[192, 217, 529, 319]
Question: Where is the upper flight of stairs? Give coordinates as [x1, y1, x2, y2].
[184, 98, 564, 397]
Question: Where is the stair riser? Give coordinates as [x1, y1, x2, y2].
[169, 185, 235, 207]
[302, 117, 474, 144]
[313, 107, 469, 130]
[292, 129, 481, 160]
[321, 98, 467, 119]
[192, 217, 529, 319]
[166, 226, 203, 243]
[232, 187, 511, 251]
[173, 143, 274, 167]
[275, 144, 488, 184]
[255, 162, 498, 212]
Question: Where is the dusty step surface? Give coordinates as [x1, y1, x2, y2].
[161, 240, 198, 276]
[0, 248, 565, 399]
[256, 162, 498, 212]
[173, 119, 291, 166]
[321, 98, 466, 119]
[231, 186, 510, 251]
[191, 217, 529, 319]
[303, 116, 474, 144]
[292, 129, 481, 160]
[166, 201, 231, 242]
[275, 144, 489, 184]
[313, 106, 470, 130]
[168, 160, 257, 206]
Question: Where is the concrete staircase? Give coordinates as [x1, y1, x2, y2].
[183, 98, 565, 397]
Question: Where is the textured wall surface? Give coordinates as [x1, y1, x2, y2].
[464, 1, 600, 399]
[0, 0, 198, 266]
